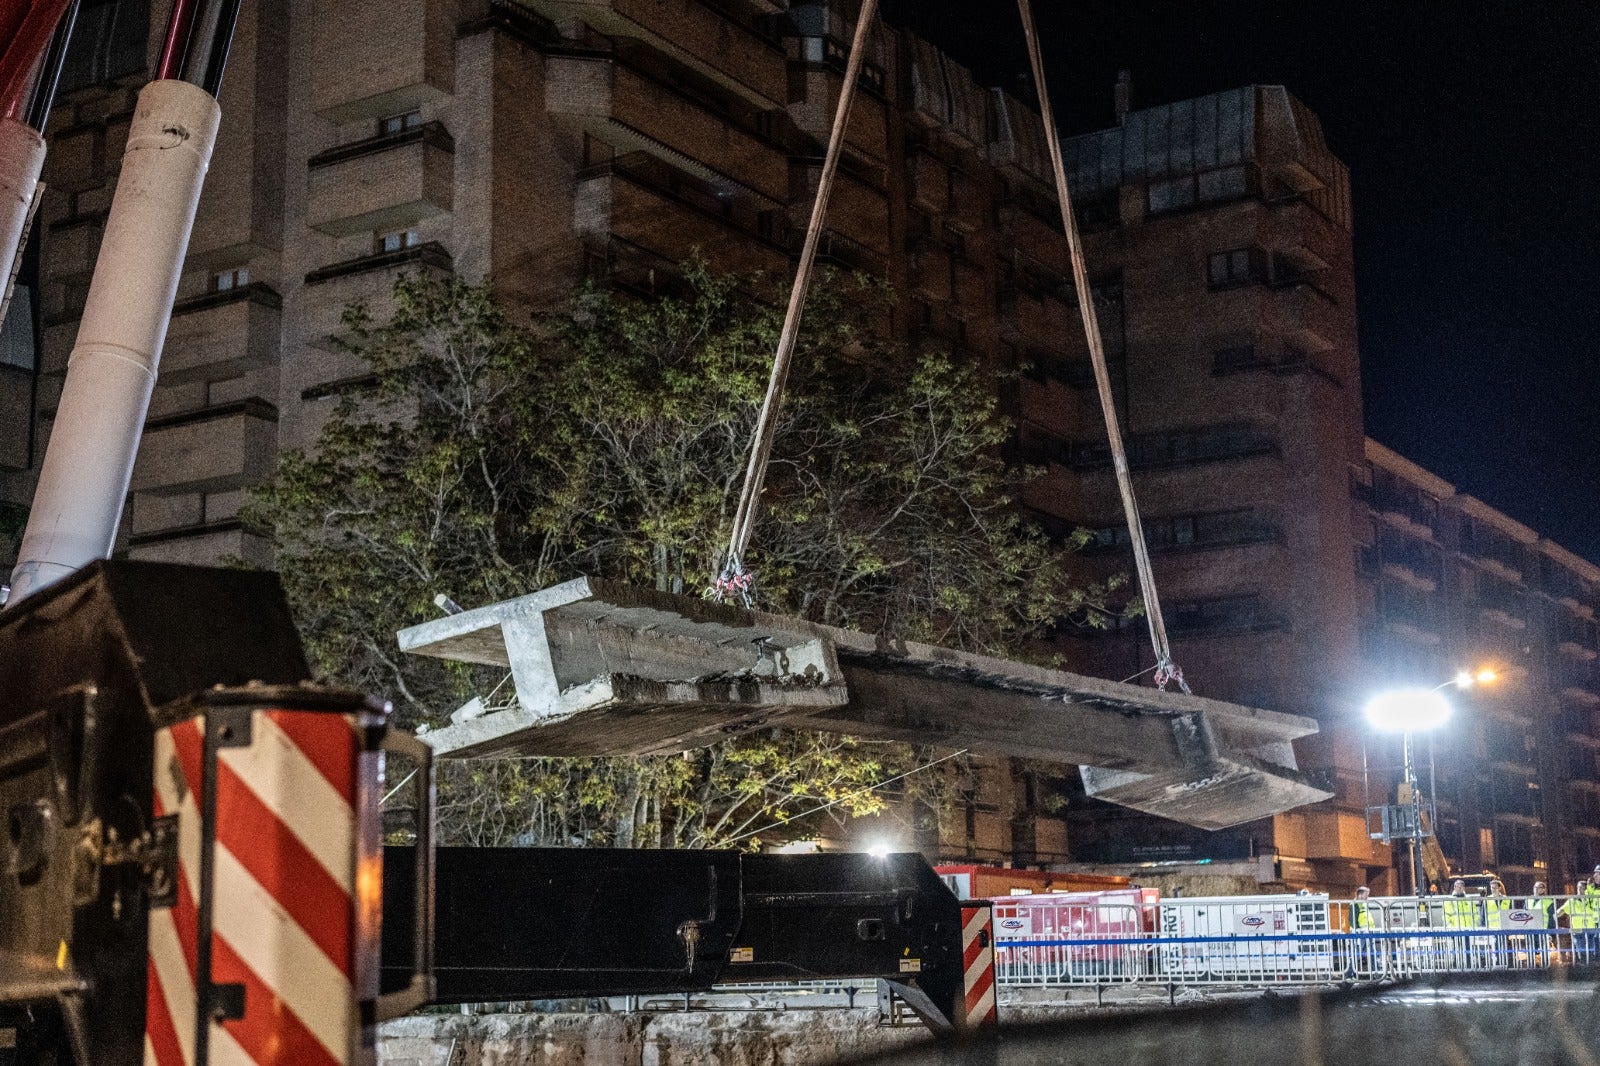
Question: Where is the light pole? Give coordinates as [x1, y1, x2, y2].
[1365, 686, 1453, 896]
[1363, 668, 1499, 897]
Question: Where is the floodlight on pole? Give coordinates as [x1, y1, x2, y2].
[1364, 688, 1453, 734]
[1363, 681, 1465, 896]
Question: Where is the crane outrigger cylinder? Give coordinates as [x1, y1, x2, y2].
[7, 81, 220, 601]
[0, 0, 77, 324]
[0, 117, 43, 322]
[8, 0, 236, 603]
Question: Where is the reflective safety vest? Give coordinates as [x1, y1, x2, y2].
[1352, 901, 1375, 930]
[1485, 896, 1514, 928]
[1442, 896, 1480, 929]
[1560, 885, 1600, 929]
[1526, 897, 1557, 927]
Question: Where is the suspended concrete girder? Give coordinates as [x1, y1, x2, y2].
[397, 577, 847, 757]
[397, 580, 1330, 828]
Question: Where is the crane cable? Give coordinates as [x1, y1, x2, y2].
[713, 0, 1189, 695]
[712, 0, 881, 608]
[1015, 0, 1189, 693]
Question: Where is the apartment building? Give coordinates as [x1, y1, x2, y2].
[1009, 86, 1377, 892]
[1358, 441, 1600, 894]
[1030, 90, 1600, 895]
[5, 0, 1593, 889]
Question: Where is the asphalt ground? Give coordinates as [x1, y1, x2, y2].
[846, 970, 1600, 1066]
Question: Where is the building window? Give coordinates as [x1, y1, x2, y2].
[1207, 248, 1264, 289]
[211, 266, 249, 293]
[1368, 468, 1440, 535]
[376, 229, 421, 254]
[1071, 422, 1275, 470]
[378, 110, 422, 137]
[1479, 827, 1497, 867]
[1087, 508, 1278, 554]
[1075, 189, 1121, 231]
[1148, 176, 1196, 215]
[1167, 594, 1278, 637]
[820, 36, 886, 93]
[1148, 165, 1251, 216]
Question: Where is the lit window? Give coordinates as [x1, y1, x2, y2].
[376, 229, 421, 254]
[211, 266, 249, 292]
[378, 110, 422, 136]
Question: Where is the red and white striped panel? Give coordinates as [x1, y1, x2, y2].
[145, 710, 374, 1066]
[958, 903, 998, 1032]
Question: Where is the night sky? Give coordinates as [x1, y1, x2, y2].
[882, 0, 1600, 562]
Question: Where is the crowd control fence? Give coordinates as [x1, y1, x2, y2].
[991, 892, 1600, 989]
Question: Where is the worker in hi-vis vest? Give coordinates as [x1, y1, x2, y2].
[1485, 879, 1514, 966]
[1351, 885, 1377, 930]
[1525, 880, 1557, 965]
[1440, 879, 1479, 967]
[1442, 880, 1481, 928]
[1559, 866, 1600, 961]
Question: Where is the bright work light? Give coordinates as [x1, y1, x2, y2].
[1363, 687, 1453, 734]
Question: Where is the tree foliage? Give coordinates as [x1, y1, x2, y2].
[250, 265, 1110, 847]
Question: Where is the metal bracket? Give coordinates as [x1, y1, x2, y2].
[207, 983, 245, 1021]
[143, 815, 179, 909]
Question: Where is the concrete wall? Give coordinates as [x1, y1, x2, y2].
[379, 1009, 930, 1066]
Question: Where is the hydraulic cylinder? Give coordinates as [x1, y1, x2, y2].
[8, 79, 220, 602]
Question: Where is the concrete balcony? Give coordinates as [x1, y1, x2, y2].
[947, 170, 986, 233]
[520, 0, 786, 108]
[998, 285, 1055, 346]
[163, 284, 282, 386]
[576, 165, 788, 279]
[951, 256, 987, 315]
[989, 91, 1049, 184]
[907, 150, 948, 215]
[1268, 199, 1343, 271]
[132, 400, 279, 496]
[298, 243, 454, 363]
[794, 162, 888, 257]
[788, 67, 889, 166]
[997, 203, 1065, 274]
[909, 244, 951, 302]
[547, 57, 786, 204]
[310, 0, 452, 122]
[905, 35, 986, 149]
[306, 125, 455, 237]
[129, 521, 271, 569]
[1270, 276, 1342, 353]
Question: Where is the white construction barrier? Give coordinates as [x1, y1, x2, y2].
[991, 892, 1600, 990]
